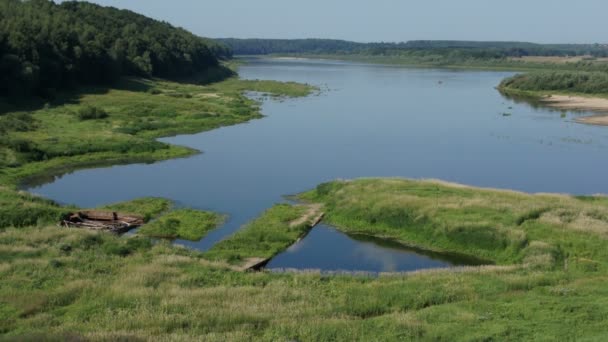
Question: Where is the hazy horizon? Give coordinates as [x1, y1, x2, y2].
[56, 0, 607, 44]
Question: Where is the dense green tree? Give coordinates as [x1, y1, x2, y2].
[0, 0, 232, 98]
[220, 38, 608, 59]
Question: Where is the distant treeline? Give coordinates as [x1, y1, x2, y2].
[0, 0, 232, 98]
[220, 38, 608, 58]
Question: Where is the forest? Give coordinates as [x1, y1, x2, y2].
[220, 38, 608, 58]
[0, 0, 232, 99]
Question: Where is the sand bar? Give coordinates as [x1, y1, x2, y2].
[540, 95, 608, 126]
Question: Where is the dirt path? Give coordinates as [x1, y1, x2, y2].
[230, 204, 325, 272]
[290, 204, 324, 228]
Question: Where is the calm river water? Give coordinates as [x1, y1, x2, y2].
[28, 58, 608, 272]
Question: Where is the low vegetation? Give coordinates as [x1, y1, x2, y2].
[0, 76, 315, 184]
[2, 176, 608, 340]
[499, 71, 608, 97]
[0, 185, 70, 228]
[100, 197, 172, 223]
[301, 179, 608, 269]
[138, 209, 224, 241]
[204, 204, 308, 265]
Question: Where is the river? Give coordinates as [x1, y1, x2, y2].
[28, 58, 608, 272]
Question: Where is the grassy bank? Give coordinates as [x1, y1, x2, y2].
[203, 204, 308, 266]
[138, 209, 224, 241]
[0, 77, 315, 177]
[301, 179, 608, 269]
[2, 202, 608, 340]
[2, 179, 608, 339]
[0, 75, 315, 229]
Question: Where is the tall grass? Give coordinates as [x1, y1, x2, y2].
[301, 179, 608, 267]
[0, 77, 315, 173]
[138, 209, 224, 241]
[204, 204, 307, 264]
[1, 223, 608, 340]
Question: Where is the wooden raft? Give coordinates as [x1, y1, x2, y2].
[60, 210, 144, 234]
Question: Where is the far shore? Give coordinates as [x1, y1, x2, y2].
[539, 94, 608, 126]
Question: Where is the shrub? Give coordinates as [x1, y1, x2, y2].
[76, 106, 109, 120]
[0, 112, 36, 133]
[147, 88, 162, 95]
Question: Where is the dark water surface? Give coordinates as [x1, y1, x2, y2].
[27, 58, 608, 272]
[266, 224, 485, 273]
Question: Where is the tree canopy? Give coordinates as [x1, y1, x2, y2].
[220, 38, 608, 58]
[0, 0, 232, 98]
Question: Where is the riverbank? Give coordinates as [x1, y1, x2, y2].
[260, 53, 608, 72]
[539, 95, 608, 125]
[256, 54, 608, 127]
[300, 178, 608, 265]
[0, 75, 316, 228]
[3, 178, 608, 340]
[3, 59, 608, 340]
[498, 89, 608, 126]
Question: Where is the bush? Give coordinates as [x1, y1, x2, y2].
[147, 88, 162, 95]
[500, 71, 608, 94]
[0, 112, 36, 133]
[76, 106, 109, 121]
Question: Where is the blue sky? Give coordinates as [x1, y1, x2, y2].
[63, 0, 607, 43]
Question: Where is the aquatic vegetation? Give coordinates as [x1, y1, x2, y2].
[138, 209, 224, 241]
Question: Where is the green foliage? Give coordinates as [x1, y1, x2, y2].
[0, 186, 68, 228]
[0, 113, 36, 133]
[500, 71, 608, 95]
[76, 105, 108, 121]
[100, 197, 172, 222]
[221, 38, 608, 58]
[0, 0, 232, 98]
[1, 224, 608, 340]
[0, 77, 314, 175]
[204, 204, 308, 264]
[302, 179, 608, 266]
[138, 209, 223, 241]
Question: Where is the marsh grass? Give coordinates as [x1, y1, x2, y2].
[0, 76, 315, 176]
[1, 223, 608, 340]
[301, 179, 608, 269]
[100, 197, 172, 223]
[138, 209, 224, 241]
[204, 204, 308, 264]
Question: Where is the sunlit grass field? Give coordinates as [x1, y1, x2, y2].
[1, 187, 608, 341]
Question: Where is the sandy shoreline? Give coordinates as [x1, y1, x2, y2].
[539, 95, 608, 126]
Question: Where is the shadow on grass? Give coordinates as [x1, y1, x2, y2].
[0, 64, 235, 116]
[0, 78, 154, 116]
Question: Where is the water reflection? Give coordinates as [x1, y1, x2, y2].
[266, 224, 486, 273]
